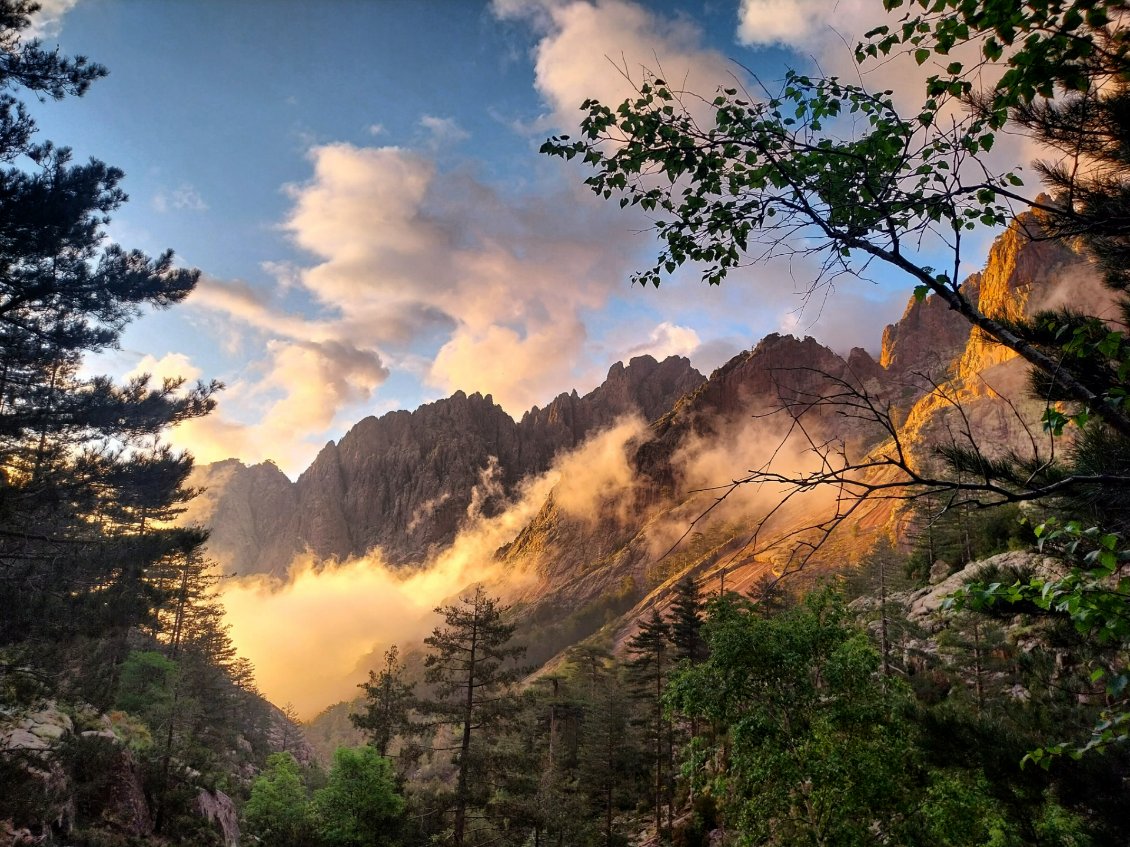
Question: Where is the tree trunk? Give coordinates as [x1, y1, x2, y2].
[454, 620, 478, 847]
[880, 558, 891, 679]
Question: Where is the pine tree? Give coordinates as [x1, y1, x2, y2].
[0, 0, 216, 682]
[670, 575, 708, 665]
[845, 537, 917, 679]
[626, 610, 673, 843]
[572, 651, 637, 847]
[420, 587, 525, 847]
[352, 645, 414, 757]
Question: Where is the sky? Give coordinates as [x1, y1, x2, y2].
[33, 0, 1013, 477]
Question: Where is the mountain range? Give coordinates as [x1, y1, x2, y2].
[190, 209, 1108, 716]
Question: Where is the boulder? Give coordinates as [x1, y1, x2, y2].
[903, 550, 1061, 624]
[928, 559, 952, 584]
[1, 728, 48, 752]
[196, 790, 240, 847]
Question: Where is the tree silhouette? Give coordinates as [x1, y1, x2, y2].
[420, 587, 525, 847]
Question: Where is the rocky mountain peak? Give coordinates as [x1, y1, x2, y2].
[196, 355, 704, 575]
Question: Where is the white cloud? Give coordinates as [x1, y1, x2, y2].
[737, 0, 872, 48]
[25, 0, 81, 38]
[430, 319, 588, 411]
[153, 182, 208, 213]
[495, 0, 737, 133]
[623, 321, 701, 362]
[419, 115, 470, 146]
[124, 352, 203, 387]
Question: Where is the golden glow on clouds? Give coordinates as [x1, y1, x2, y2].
[124, 352, 202, 387]
[220, 418, 648, 717]
[219, 405, 843, 717]
[220, 457, 558, 718]
[172, 134, 658, 475]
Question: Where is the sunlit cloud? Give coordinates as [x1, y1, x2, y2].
[123, 352, 203, 387]
[623, 321, 701, 362]
[737, 0, 873, 47]
[277, 142, 640, 409]
[177, 137, 650, 472]
[495, 0, 737, 132]
[220, 446, 560, 717]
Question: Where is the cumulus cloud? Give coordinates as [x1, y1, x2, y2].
[161, 339, 390, 473]
[170, 413, 264, 469]
[276, 142, 639, 411]
[495, 0, 737, 132]
[180, 136, 654, 473]
[623, 321, 701, 362]
[430, 319, 588, 412]
[737, 0, 873, 48]
[124, 352, 203, 387]
[258, 339, 390, 435]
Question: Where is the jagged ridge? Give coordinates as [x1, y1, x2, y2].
[193, 355, 704, 575]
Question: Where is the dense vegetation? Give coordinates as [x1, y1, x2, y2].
[306, 528, 1128, 847]
[0, 1, 277, 843]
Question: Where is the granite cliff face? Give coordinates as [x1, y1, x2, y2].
[479, 214, 1098, 665]
[195, 355, 704, 575]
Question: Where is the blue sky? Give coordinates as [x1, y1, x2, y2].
[34, 0, 1009, 476]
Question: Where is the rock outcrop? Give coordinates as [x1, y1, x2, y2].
[196, 790, 239, 847]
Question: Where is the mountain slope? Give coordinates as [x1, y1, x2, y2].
[495, 211, 1100, 665]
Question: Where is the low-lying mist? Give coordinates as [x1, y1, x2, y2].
[219, 417, 649, 719]
[219, 403, 849, 720]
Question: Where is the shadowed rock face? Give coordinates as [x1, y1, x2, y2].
[194, 355, 705, 576]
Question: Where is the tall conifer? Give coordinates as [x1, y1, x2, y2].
[420, 587, 524, 847]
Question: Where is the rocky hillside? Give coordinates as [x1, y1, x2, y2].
[488, 210, 1103, 664]
[192, 354, 704, 575]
